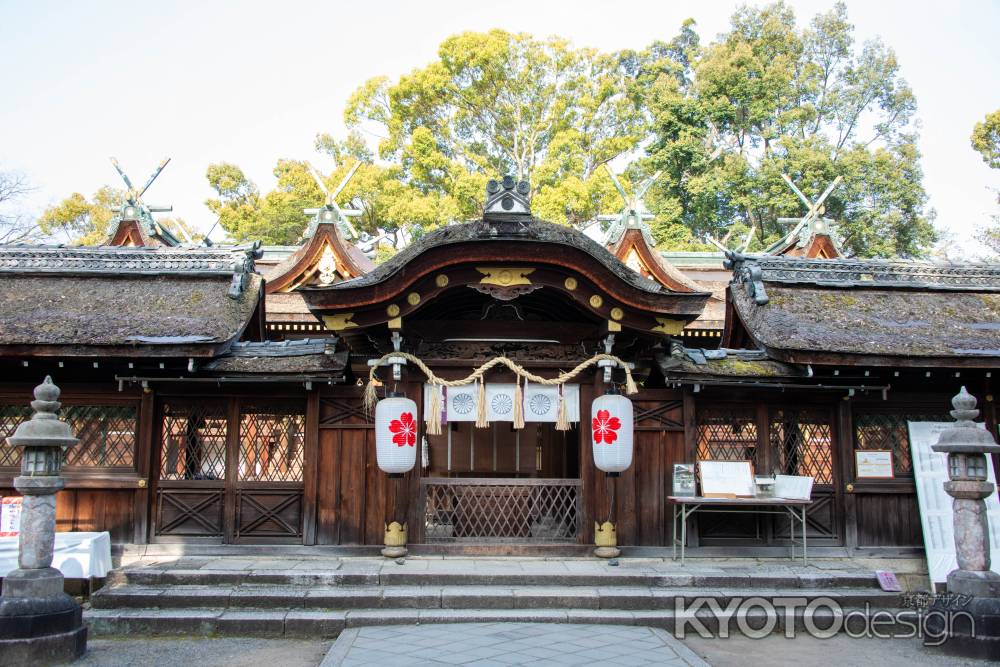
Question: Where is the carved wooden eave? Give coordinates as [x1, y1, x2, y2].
[609, 227, 708, 293]
[301, 218, 711, 337]
[107, 217, 180, 248]
[264, 222, 374, 295]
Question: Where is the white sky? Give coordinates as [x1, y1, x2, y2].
[1, 0, 998, 246]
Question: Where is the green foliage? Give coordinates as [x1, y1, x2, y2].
[642, 1, 935, 257]
[205, 160, 323, 245]
[37, 187, 197, 246]
[345, 29, 646, 225]
[971, 108, 1000, 254]
[971, 108, 1000, 170]
[38, 187, 124, 244]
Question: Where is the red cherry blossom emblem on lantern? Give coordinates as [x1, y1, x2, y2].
[592, 409, 621, 445]
[389, 412, 416, 447]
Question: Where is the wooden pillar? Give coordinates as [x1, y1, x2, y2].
[682, 387, 699, 547]
[837, 398, 857, 551]
[222, 397, 240, 543]
[579, 374, 599, 544]
[132, 389, 154, 544]
[302, 388, 320, 545]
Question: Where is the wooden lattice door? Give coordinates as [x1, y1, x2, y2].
[152, 397, 306, 543]
[694, 402, 844, 547]
[153, 399, 229, 541]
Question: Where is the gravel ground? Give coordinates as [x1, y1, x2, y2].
[76, 638, 333, 667]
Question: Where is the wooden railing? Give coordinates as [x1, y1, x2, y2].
[420, 477, 581, 543]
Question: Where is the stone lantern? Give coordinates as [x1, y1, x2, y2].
[927, 387, 1000, 659]
[0, 377, 87, 665]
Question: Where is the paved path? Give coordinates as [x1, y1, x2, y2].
[320, 622, 708, 666]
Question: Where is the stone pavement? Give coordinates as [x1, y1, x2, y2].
[320, 622, 709, 666]
[112, 553, 929, 587]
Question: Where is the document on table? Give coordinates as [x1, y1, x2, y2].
[698, 460, 755, 497]
[774, 475, 813, 500]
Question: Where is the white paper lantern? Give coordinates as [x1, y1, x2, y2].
[591, 391, 634, 475]
[375, 392, 419, 476]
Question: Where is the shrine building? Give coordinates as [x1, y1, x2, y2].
[0, 175, 997, 557]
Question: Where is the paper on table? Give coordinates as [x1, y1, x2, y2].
[699, 460, 755, 497]
[774, 475, 814, 500]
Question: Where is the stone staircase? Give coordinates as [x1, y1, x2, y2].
[86, 556, 920, 639]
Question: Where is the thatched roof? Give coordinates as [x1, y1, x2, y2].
[726, 254, 1000, 365]
[0, 245, 262, 356]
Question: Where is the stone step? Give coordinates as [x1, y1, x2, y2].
[106, 567, 878, 590]
[91, 583, 903, 611]
[84, 604, 913, 639]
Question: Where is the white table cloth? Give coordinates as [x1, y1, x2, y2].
[0, 531, 112, 579]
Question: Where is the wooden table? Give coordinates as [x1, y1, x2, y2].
[667, 496, 813, 564]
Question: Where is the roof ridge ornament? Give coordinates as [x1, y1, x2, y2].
[484, 176, 531, 217]
[599, 165, 662, 246]
[303, 161, 364, 241]
[764, 174, 844, 255]
[109, 157, 181, 246]
[724, 252, 769, 305]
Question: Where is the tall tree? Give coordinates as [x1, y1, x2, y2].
[344, 30, 645, 225]
[0, 168, 37, 244]
[642, 2, 935, 256]
[971, 108, 1000, 253]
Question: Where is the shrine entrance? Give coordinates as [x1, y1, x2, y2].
[420, 420, 582, 542]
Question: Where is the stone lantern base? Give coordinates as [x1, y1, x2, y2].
[0, 567, 87, 666]
[926, 596, 1000, 660]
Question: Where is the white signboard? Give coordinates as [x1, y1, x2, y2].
[698, 460, 755, 497]
[775, 474, 814, 500]
[0, 497, 22, 537]
[855, 450, 894, 479]
[424, 383, 580, 424]
[908, 421, 1000, 586]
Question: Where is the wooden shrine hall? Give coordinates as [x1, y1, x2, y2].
[1, 175, 999, 558]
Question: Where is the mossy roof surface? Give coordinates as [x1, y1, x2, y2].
[732, 284, 1000, 358]
[0, 273, 262, 347]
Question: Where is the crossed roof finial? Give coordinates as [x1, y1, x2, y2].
[303, 162, 363, 240]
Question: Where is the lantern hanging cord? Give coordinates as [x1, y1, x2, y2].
[363, 352, 638, 414]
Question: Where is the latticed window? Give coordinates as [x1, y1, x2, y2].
[160, 402, 228, 481]
[63, 406, 137, 468]
[697, 406, 759, 464]
[770, 408, 834, 484]
[1, 404, 137, 469]
[0, 405, 32, 468]
[238, 403, 305, 482]
[853, 411, 948, 476]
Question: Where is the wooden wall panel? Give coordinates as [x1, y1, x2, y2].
[0, 487, 135, 543]
[315, 385, 398, 546]
[316, 428, 340, 545]
[609, 390, 684, 546]
[856, 492, 924, 547]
